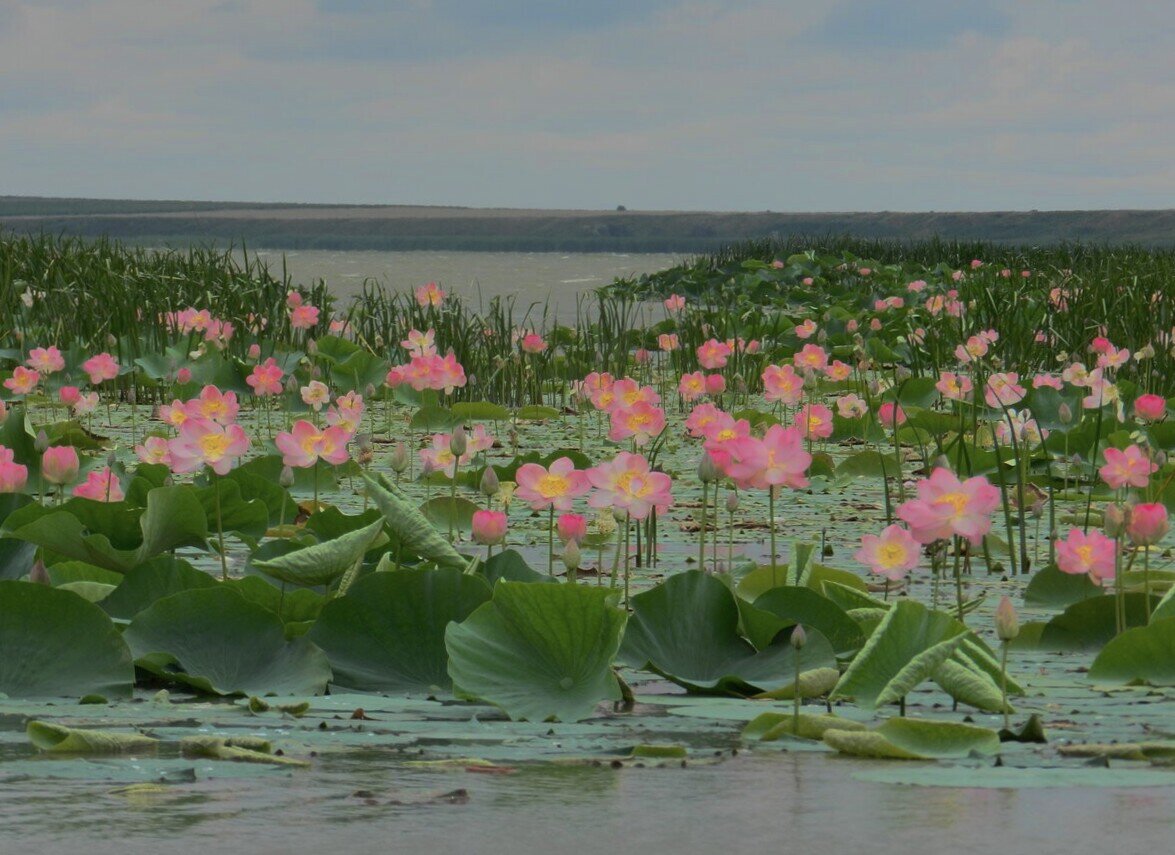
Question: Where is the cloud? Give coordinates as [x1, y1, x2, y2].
[0, 0, 1172, 210]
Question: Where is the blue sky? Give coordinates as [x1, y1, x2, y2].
[1, 0, 1171, 210]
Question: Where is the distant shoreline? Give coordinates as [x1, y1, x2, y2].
[4, 196, 1174, 253]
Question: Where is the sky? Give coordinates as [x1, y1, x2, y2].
[1, 0, 1172, 211]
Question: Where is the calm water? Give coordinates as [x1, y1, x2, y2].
[248, 249, 683, 320]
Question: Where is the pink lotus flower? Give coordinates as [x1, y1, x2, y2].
[520, 333, 548, 354]
[722, 425, 812, 491]
[472, 509, 508, 546]
[384, 366, 406, 388]
[984, 373, 1026, 408]
[1127, 503, 1169, 546]
[700, 416, 751, 472]
[696, 338, 732, 370]
[1099, 445, 1156, 490]
[27, 346, 65, 374]
[685, 402, 724, 438]
[72, 392, 99, 416]
[168, 418, 251, 475]
[1056, 528, 1116, 583]
[824, 360, 852, 381]
[704, 373, 726, 396]
[290, 304, 320, 330]
[158, 400, 189, 428]
[936, 372, 974, 402]
[515, 457, 591, 512]
[185, 385, 239, 426]
[855, 525, 921, 581]
[897, 468, 1000, 545]
[556, 513, 588, 544]
[608, 402, 666, 446]
[795, 319, 818, 339]
[41, 446, 79, 485]
[401, 329, 437, 358]
[3, 366, 39, 395]
[136, 436, 173, 466]
[58, 386, 81, 407]
[762, 364, 804, 405]
[176, 367, 192, 384]
[1134, 394, 1166, 421]
[73, 467, 124, 502]
[586, 452, 673, 521]
[301, 380, 331, 411]
[796, 403, 834, 440]
[276, 420, 352, 469]
[82, 353, 119, 385]
[836, 393, 868, 419]
[0, 446, 28, 493]
[657, 333, 679, 351]
[664, 294, 686, 313]
[415, 281, 445, 308]
[678, 372, 706, 402]
[611, 378, 659, 410]
[793, 344, 829, 373]
[248, 343, 262, 360]
[246, 358, 284, 397]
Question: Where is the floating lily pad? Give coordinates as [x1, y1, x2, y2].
[1088, 617, 1175, 686]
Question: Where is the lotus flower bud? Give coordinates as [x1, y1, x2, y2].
[1104, 502, 1130, 538]
[790, 624, 807, 649]
[106, 333, 117, 348]
[176, 367, 192, 384]
[471, 509, 507, 546]
[480, 466, 500, 497]
[365, 383, 377, 399]
[307, 338, 318, 356]
[106, 451, 117, 469]
[279, 465, 296, 488]
[725, 491, 740, 514]
[390, 442, 409, 473]
[449, 425, 467, 457]
[34, 429, 49, 454]
[995, 595, 1019, 641]
[1127, 502, 1169, 546]
[1058, 403, 1073, 425]
[697, 452, 720, 484]
[557, 513, 588, 545]
[29, 559, 50, 586]
[562, 539, 581, 573]
[41, 446, 79, 486]
[374, 335, 385, 349]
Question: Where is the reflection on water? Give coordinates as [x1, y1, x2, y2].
[6, 748, 1174, 854]
[245, 249, 682, 322]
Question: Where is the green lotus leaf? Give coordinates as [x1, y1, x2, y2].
[620, 571, 836, 695]
[1088, 617, 1175, 686]
[309, 567, 491, 692]
[445, 580, 627, 722]
[363, 472, 468, 572]
[1023, 562, 1102, 609]
[27, 721, 158, 754]
[1038, 594, 1156, 652]
[0, 580, 134, 698]
[743, 712, 867, 742]
[252, 517, 386, 587]
[832, 600, 968, 709]
[743, 585, 866, 655]
[123, 587, 331, 696]
[101, 556, 218, 621]
[824, 718, 1001, 759]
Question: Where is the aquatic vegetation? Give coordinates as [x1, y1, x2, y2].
[1, 231, 1174, 794]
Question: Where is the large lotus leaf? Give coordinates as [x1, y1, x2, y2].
[824, 718, 1000, 759]
[363, 473, 467, 572]
[309, 567, 491, 692]
[445, 581, 627, 722]
[1038, 594, 1157, 652]
[409, 405, 461, 432]
[0, 493, 35, 580]
[451, 401, 511, 422]
[101, 557, 218, 621]
[743, 586, 865, 655]
[123, 587, 331, 696]
[1088, 618, 1175, 686]
[226, 576, 325, 624]
[832, 600, 968, 709]
[0, 406, 40, 478]
[0, 485, 208, 573]
[620, 571, 836, 695]
[223, 467, 298, 527]
[419, 496, 480, 533]
[743, 712, 867, 742]
[1154, 581, 1175, 622]
[0, 581, 134, 698]
[251, 517, 386, 587]
[1023, 563, 1102, 609]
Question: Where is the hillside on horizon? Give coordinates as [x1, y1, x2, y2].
[3, 196, 1174, 253]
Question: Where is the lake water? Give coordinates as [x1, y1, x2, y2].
[249, 249, 683, 320]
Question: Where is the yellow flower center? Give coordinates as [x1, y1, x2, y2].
[934, 492, 969, 517]
[199, 433, 230, 461]
[877, 542, 908, 568]
[537, 474, 569, 499]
